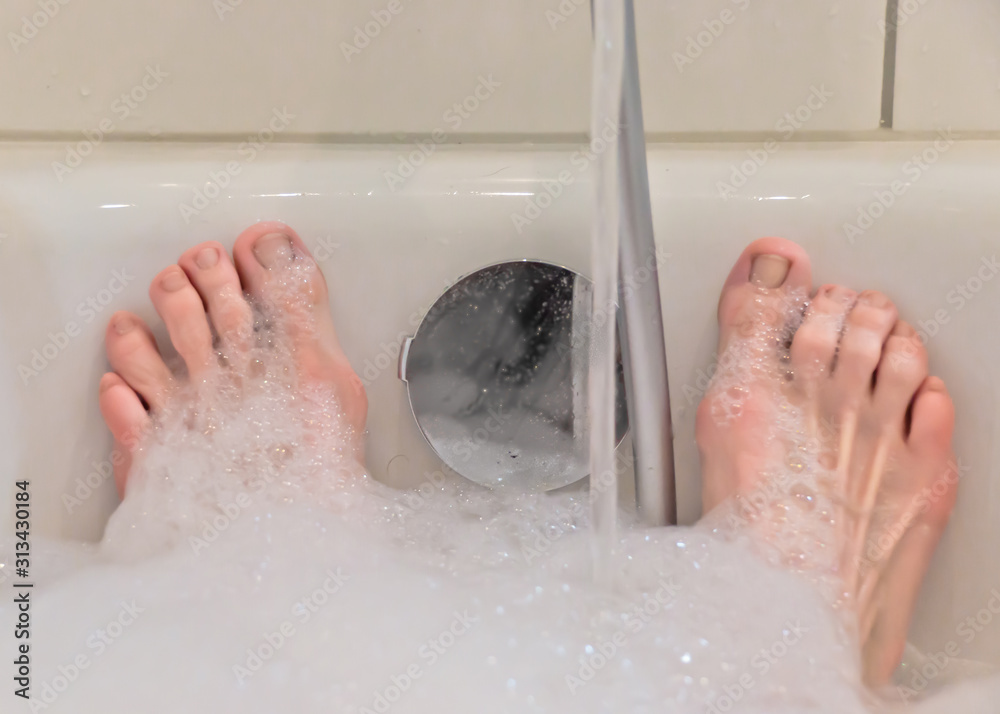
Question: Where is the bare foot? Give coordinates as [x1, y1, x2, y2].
[696, 237, 958, 686]
[97, 221, 367, 497]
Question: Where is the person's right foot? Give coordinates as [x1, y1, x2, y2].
[696, 237, 958, 686]
[98, 221, 368, 497]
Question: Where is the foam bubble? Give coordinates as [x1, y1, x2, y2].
[0, 275, 995, 713]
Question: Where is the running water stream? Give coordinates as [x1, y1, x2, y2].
[588, 0, 626, 588]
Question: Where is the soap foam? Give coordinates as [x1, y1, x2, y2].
[1, 274, 996, 714]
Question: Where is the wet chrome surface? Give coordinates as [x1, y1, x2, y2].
[400, 260, 628, 491]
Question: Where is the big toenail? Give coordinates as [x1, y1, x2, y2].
[161, 270, 187, 292]
[195, 247, 219, 269]
[113, 315, 133, 335]
[750, 255, 790, 288]
[254, 233, 294, 268]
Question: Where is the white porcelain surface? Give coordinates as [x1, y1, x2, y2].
[894, 0, 1000, 131]
[1, 140, 998, 664]
[2, 0, 885, 137]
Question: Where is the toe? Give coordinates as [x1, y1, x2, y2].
[105, 311, 173, 409]
[873, 321, 929, 430]
[908, 376, 957, 477]
[232, 221, 329, 309]
[861, 525, 938, 686]
[98, 372, 150, 497]
[790, 284, 856, 381]
[832, 291, 898, 405]
[232, 221, 366, 431]
[233, 221, 341, 352]
[178, 241, 253, 350]
[149, 266, 215, 377]
[716, 237, 813, 348]
[860, 377, 956, 685]
[98, 372, 149, 443]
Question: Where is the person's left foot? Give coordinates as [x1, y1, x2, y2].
[696, 237, 958, 686]
[98, 221, 368, 496]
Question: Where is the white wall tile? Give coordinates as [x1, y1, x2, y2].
[635, 0, 886, 133]
[2, 0, 887, 137]
[1, 0, 591, 136]
[894, 0, 1000, 131]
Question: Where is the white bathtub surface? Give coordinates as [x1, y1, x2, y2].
[1, 139, 998, 664]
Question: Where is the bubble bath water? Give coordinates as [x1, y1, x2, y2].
[0, 262, 997, 713]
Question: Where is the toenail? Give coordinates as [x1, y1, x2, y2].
[195, 247, 219, 269]
[858, 291, 891, 309]
[925, 376, 946, 392]
[254, 233, 294, 268]
[750, 254, 790, 289]
[161, 270, 187, 292]
[823, 285, 856, 304]
[99, 373, 118, 393]
[113, 315, 134, 335]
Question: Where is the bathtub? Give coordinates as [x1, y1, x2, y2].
[1, 137, 997, 667]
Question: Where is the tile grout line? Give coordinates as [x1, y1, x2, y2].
[880, 0, 899, 129]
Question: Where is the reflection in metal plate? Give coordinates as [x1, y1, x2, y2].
[399, 260, 629, 491]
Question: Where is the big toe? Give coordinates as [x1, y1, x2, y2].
[717, 237, 813, 350]
[233, 223, 334, 336]
[232, 221, 367, 428]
